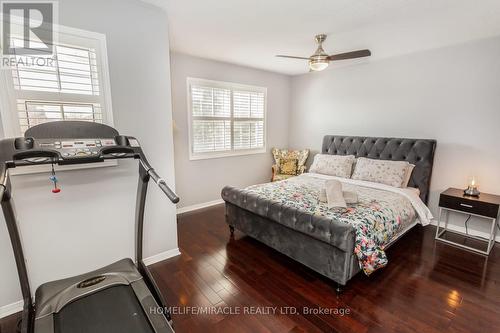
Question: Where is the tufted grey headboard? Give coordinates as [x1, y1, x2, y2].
[322, 136, 437, 204]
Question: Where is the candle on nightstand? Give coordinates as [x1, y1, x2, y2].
[464, 176, 480, 197]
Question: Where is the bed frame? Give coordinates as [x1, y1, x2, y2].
[221, 136, 436, 289]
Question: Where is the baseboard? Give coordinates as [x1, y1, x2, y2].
[176, 199, 224, 214]
[0, 249, 181, 319]
[0, 300, 23, 319]
[143, 247, 181, 266]
[429, 220, 500, 243]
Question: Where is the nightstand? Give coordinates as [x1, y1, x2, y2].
[436, 188, 500, 255]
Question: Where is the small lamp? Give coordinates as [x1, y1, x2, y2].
[464, 176, 480, 197]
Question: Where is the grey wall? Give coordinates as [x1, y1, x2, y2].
[289, 35, 500, 236]
[171, 53, 290, 208]
[0, 0, 177, 309]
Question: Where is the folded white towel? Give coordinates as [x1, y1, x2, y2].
[319, 188, 358, 205]
[325, 180, 346, 209]
[319, 189, 327, 203]
[343, 191, 358, 204]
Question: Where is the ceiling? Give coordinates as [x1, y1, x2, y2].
[148, 0, 500, 75]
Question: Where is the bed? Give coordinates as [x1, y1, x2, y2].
[221, 136, 436, 288]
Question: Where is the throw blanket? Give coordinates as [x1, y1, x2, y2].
[245, 173, 432, 275]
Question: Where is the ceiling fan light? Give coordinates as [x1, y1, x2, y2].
[309, 60, 328, 71]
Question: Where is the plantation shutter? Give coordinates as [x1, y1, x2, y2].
[232, 90, 265, 150]
[189, 79, 266, 159]
[9, 35, 108, 134]
[191, 85, 232, 153]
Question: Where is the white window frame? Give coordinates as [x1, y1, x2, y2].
[0, 24, 115, 174]
[187, 77, 267, 161]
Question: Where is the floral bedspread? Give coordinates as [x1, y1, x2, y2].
[245, 175, 416, 275]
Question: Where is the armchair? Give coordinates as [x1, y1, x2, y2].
[271, 148, 310, 182]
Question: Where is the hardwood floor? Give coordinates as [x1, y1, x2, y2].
[153, 205, 500, 333]
[0, 313, 19, 333]
[1, 204, 499, 332]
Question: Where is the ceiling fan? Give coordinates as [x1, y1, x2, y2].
[276, 34, 371, 72]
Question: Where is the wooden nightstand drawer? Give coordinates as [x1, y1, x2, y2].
[439, 188, 500, 218]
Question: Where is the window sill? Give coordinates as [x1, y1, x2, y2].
[9, 159, 118, 176]
[189, 148, 267, 161]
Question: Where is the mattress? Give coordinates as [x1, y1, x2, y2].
[224, 173, 433, 275]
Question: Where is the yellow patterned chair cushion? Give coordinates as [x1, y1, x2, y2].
[271, 148, 310, 182]
[279, 158, 298, 175]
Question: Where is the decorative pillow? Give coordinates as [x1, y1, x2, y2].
[279, 158, 298, 175]
[351, 157, 409, 188]
[309, 154, 356, 178]
[401, 164, 415, 187]
[272, 148, 309, 172]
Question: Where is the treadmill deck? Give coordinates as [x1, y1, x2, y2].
[54, 285, 154, 333]
[33, 259, 173, 333]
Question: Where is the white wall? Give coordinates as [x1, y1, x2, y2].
[289, 35, 500, 236]
[171, 53, 290, 209]
[0, 0, 178, 311]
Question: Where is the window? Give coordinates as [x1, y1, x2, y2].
[0, 25, 114, 174]
[187, 78, 266, 160]
[17, 101, 103, 132]
[0, 25, 113, 137]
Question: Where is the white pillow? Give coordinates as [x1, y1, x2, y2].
[351, 157, 409, 188]
[309, 154, 355, 178]
[401, 164, 415, 187]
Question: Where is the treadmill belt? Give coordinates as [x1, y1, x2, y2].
[54, 285, 155, 333]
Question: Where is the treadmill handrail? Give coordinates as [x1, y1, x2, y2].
[0, 163, 7, 202]
[0, 184, 5, 202]
[0, 163, 6, 189]
[138, 156, 179, 204]
[148, 169, 179, 204]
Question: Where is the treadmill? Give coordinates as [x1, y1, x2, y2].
[0, 121, 179, 333]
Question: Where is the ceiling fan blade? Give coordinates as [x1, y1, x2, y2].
[328, 49, 371, 61]
[275, 55, 310, 60]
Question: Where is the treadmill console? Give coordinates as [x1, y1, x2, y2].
[38, 139, 114, 158]
[9, 135, 142, 165]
